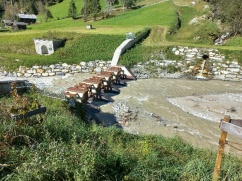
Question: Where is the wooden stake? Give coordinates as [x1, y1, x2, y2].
[212, 115, 230, 181]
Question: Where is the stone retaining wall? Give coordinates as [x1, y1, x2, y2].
[0, 60, 112, 78]
[132, 46, 242, 81]
[0, 46, 241, 82]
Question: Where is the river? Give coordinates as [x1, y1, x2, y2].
[96, 78, 242, 156]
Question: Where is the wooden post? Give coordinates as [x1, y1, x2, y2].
[212, 115, 230, 181]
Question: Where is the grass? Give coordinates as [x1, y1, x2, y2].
[95, 1, 177, 27]
[1, 93, 242, 180]
[224, 36, 242, 47]
[0, 32, 125, 71]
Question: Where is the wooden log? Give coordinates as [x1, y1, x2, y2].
[11, 106, 46, 121]
[220, 120, 242, 139]
[213, 115, 230, 181]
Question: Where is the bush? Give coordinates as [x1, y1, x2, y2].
[192, 21, 221, 44]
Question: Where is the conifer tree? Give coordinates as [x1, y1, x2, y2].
[68, 0, 77, 19]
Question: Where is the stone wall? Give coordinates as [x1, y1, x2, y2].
[34, 39, 65, 55]
[1, 46, 241, 82]
[132, 46, 242, 81]
[1, 60, 112, 78]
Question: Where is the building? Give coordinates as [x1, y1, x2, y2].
[1, 20, 13, 27]
[17, 14, 37, 24]
[34, 39, 66, 55]
[12, 22, 27, 30]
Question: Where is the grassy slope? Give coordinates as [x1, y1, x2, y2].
[0, 0, 241, 68]
[1, 95, 242, 180]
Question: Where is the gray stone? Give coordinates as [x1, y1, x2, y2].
[24, 73, 32, 77]
[94, 67, 102, 73]
[49, 65, 55, 69]
[32, 66, 40, 69]
[88, 61, 95, 67]
[220, 70, 229, 74]
[27, 69, 35, 74]
[71, 71, 80, 74]
[56, 72, 65, 76]
[172, 47, 177, 52]
[82, 69, 89, 73]
[42, 66, 49, 70]
[76, 65, 82, 70]
[213, 74, 225, 80]
[49, 72, 56, 76]
[228, 68, 240, 73]
[53, 69, 61, 72]
[3, 71, 8, 76]
[33, 73, 41, 77]
[42, 73, 49, 77]
[210, 57, 223, 62]
[80, 62, 86, 66]
[17, 73, 23, 77]
[229, 64, 240, 68]
[70, 66, 77, 71]
[225, 74, 237, 78]
[62, 69, 69, 73]
[62, 63, 69, 67]
[36, 69, 44, 74]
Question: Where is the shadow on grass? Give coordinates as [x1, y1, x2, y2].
[0, 28, 10, 33]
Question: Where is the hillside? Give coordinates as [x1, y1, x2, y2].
[1, 0, 242, 180]
[0, 0, 241, 71]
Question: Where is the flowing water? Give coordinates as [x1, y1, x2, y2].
[6, 74, 241, 155]
[97, 78, 242, 156]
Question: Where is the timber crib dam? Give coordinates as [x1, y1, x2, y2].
[63, 66, 136, 123]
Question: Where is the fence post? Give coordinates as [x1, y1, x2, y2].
[212, 115, 230, 181]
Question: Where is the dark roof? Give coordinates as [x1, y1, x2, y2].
[13, 22, 28, 26]
[17, 14, 37, 19]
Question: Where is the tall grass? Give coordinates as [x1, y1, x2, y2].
[1, 94, 242, 180]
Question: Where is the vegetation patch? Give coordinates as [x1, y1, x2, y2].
[1, 93, 242, 180]
[0, 32, 124, 71]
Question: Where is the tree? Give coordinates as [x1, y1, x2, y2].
[90, 0, 101, 20]
[68, 0, 77, 19]
[81, 0, 101, 21]
[106, 0, 118, 16]
[122, 0, 136, 9]
[2, 2, 18, 20]
[81, 0, 89, 21]
[44, 8, 53, 22]
[210, 0, 242, 35]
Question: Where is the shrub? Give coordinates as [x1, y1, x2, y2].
[192, 21, 221, 44]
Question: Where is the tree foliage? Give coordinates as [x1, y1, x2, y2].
[0, 0, 63, 19]
[81, 0, 101, 21]
[210, 0, 242, 35]
[68, 0, 77, 19]
[123, 0, 136, 9]
[106, 0, 119, 15]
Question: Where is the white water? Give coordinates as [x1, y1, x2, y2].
[196, 60, 206, 79]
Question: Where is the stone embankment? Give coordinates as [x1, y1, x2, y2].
[0, 46, 241, 81]
[0, 60, 111, 78]
[131, 46, 242, 81]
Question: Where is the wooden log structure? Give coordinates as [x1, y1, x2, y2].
[213, 116, 242, 181]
